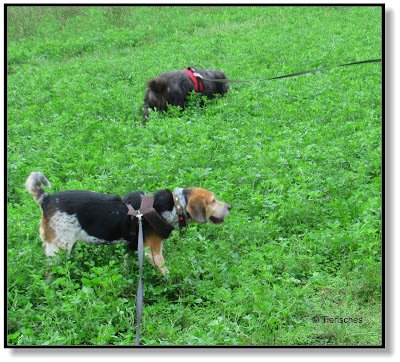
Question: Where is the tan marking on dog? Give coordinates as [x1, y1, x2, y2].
[144, 232, 169, 275]
[40, 212, 59, 255]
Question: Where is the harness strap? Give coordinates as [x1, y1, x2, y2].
[138, 194, 155, 214]
[141, 195, 174, 239]
[128, 196, 174, 239]
[183, 68, 204, 92]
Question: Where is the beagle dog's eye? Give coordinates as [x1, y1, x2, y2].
[211, 198, 216, 204]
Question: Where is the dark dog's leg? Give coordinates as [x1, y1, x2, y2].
[142, 109, 149, 126]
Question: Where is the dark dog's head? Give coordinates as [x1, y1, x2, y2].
[142, 78, 170, 119]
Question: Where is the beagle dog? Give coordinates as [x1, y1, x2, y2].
[26, 172, 231, 275]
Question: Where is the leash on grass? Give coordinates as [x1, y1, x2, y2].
[190, 58, 381, 84]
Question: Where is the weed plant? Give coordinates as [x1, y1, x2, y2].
[7, 6, 382, 346]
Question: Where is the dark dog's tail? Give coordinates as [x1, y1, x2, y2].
[26, 172, 51, 205]
[147, 78, 169, 94]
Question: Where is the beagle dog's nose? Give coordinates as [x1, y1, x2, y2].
[227, 204, 232, 211]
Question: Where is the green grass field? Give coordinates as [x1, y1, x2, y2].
[7, 6, 382, 346]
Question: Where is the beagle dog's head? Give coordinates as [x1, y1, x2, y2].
[185, 188, 231, 224]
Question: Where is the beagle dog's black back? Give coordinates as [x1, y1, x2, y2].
[41, 190, 131, 242]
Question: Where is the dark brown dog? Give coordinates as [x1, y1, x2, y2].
[142, 66, 230, 124]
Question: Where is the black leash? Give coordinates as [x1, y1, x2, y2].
[191, 58, 381, 84]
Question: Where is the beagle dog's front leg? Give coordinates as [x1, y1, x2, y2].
[144, 233, 169, 275]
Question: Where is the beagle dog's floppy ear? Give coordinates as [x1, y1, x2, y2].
[186, 193, 207, 223]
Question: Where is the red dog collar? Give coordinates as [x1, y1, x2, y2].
[182, 68, 204, 92]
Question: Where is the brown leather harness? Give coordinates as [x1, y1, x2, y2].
[127, 195, 175, 240]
